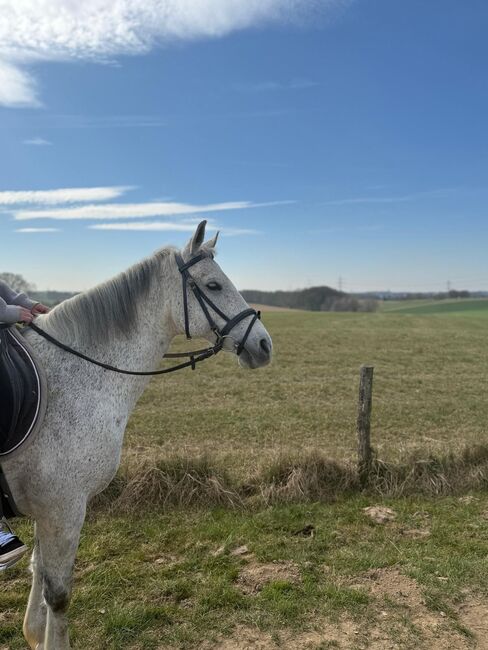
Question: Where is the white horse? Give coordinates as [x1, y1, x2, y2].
[2, 221, 272, 650]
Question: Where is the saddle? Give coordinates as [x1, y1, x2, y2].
[0, 324, 47, 518]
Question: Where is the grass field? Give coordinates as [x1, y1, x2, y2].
[380, 297, 488, 317]
[126, 307, 488, 472]
[2, 303, 488, 648]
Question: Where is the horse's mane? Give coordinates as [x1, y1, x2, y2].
[42, 246, 176, 346]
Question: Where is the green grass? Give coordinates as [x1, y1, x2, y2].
[2, 495, 488, 648]
[126, 309, 488, 472]
[380, 297, 488, 316]
[2, 307, 488, 648]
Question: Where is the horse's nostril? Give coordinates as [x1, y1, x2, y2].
[260, 338, 270, 355]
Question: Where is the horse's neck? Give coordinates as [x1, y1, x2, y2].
[101, 281, 176, 388]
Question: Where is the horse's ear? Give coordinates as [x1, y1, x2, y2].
[185, 220, 207, 256]
[205, 231, 219, 249]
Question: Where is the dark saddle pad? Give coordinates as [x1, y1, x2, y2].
[0, 325, 45, 458]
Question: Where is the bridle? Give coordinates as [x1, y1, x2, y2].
[175, 251, 261, 356]
[27, 251, 261, 376]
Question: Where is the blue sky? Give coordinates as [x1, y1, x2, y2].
[1, 0, 487, 292]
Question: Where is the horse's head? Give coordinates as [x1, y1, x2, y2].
[170, 220, 272, 369]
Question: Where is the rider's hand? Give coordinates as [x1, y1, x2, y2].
[19, 307, 33, 323]
[31, 303, 50, 315]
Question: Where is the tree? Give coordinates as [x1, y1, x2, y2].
[0, 272, 35, 293]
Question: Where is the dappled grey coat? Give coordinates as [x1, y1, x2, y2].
[0, 281, 36, 323]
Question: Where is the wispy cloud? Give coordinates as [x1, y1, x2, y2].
[89, 221, 259, 235]
[322, 189, 455, 206]
[90, 222, 201, 232]
[16, 227, 60, 233]
[0, 0, 343, 107]
[219, 228, 261, 237]
[308, 224, 383, 234]
[14, 199, 293, 220]
[23, 137, 52, 146]
[0, 110, 294, 131]
[234, 79, 319, 93]
[38, 115, 167, 129]
[0, 186, 131, 206]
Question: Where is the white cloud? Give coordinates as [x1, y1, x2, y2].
[0, 59, 40, 107]
[0, 0, 345, 107]
[0, 186, 131, 206]
[89, 221, 259, 235]
[90, 221, 205, 232]
[16, 227, 60, 233]
[234, 79, 319, 93]
[14, 199, 292, 220]
[23, 137, 52, 146]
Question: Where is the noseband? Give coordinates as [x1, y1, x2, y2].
[27, 251, 261, 376]
[175, 252, 261, 356]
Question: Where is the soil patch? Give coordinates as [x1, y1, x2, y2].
[236, 560, 300, 595]
[214, 567, 483, 648]
[458, 597, 488, 649]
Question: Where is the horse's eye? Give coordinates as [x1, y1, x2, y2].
[206, 281, 222, 291]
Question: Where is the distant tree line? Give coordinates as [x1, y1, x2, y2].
[446, 290, 470, 299]
[1, 273, 380, 312]
[241, 286, 378, 312]
[365, 290, 473, 301]
[0, 272, 35, 293]
[0, 273, 76, 307]
[30, 290, 78, 306]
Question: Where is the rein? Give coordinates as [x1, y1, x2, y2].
[27, 251, 260, 376]
[28, 322, 220, 375]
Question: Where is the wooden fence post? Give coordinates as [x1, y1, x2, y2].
[357, 365, 374, 487]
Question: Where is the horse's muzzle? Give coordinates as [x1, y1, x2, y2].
[238, 333, 273, 369]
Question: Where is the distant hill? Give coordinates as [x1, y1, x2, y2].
[241, 286, 377, 312]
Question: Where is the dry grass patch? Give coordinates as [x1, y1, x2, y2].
[236, 560, 300, 595]
[369, 445, 488, 497]
[253, 453, 358, 504]
[93, 454, 241, 512]
[91, 445, 488, 514]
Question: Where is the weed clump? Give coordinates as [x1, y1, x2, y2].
[252, 452, 358, 504]
[90, 444, 488, 513]
[369, 444, 488, 497]
[111, 455, 241, 511]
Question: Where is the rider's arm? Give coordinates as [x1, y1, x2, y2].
[0, 295, 22, 324]
[0, 280, 36, 311]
